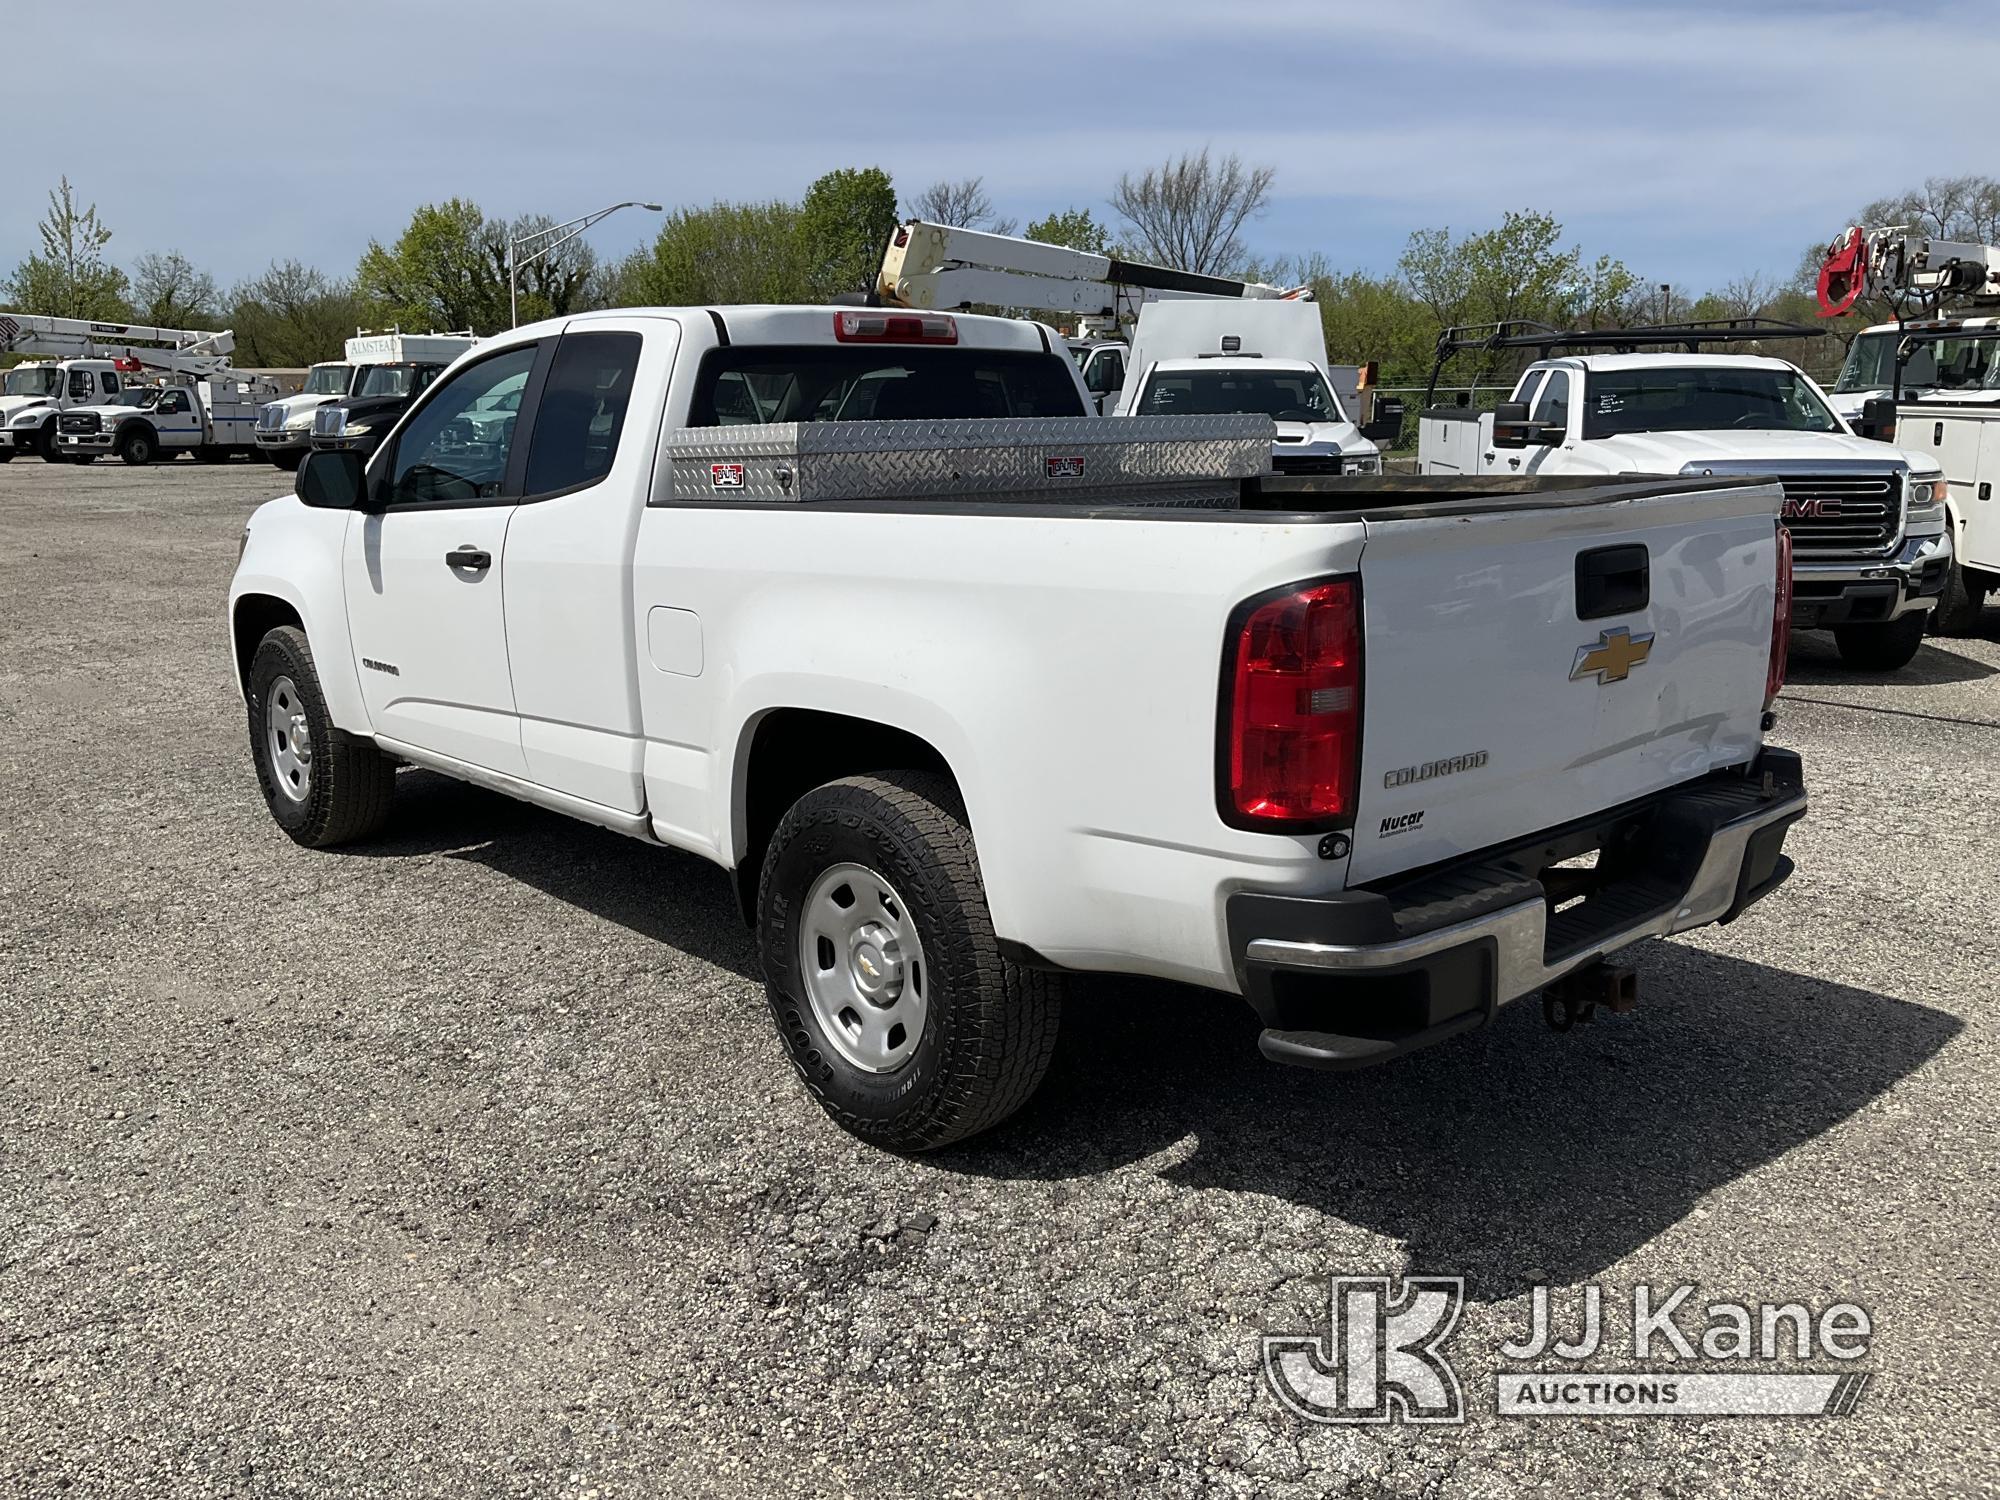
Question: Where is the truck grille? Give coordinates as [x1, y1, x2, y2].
[1778, 474, 1900, 553]
[312, 406, 345, 438]
[255, 404, 286, 433]
[59, 412, 100, 435]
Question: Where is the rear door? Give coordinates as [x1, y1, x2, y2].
[341, 341, 546, 776]
[1347, 479, 1779, 882]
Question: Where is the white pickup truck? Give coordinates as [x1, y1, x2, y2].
[228, 305, 1808, 1149]
[1420, 338, 1950, 670]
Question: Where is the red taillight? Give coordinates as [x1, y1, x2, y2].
[1222, 579, 1363, 828]
[1767, 524, 1793, 709]
[832, 311, 958, 345]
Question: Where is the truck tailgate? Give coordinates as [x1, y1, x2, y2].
[1346, 479, 1780, 884]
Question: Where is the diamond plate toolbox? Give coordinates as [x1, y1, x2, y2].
[658, 415, 1274, 504]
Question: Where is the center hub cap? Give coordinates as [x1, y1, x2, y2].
[850, 924, 904, 1005]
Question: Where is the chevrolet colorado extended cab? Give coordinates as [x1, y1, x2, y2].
[228, 305, 1807, 1149]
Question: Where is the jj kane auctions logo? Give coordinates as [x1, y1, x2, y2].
[1265, 1277, 1873, 1424]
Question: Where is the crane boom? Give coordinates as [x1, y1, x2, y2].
[876, 221, 1310, 324]
[1816, 226, 2000, 317]
[0, 312, 236, 374]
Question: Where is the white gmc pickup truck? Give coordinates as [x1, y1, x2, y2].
[228, 305, 1808, 1149]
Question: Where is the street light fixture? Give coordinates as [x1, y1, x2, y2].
[508, 200, 665, 328]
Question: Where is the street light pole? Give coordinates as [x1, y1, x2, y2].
[507, 199, 665, 328]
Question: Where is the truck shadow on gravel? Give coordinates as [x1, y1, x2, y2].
[339, 768, 761, 978]
[946, 944, 1960, 1304]
[1784, 633, 1997, 686]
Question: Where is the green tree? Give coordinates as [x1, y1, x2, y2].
[356, 199, 505, 333]
[226, 260, 365, 367]
[130, 251, 218, 328]
[1399, 210, 1636, 386]
[5, 178, 131, 320]
[798, 167, 899, 299]
[1025, 208, 1113, 256]
[620, 200, 815, 307]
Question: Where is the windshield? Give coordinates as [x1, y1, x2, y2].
[1136, 366, 1344, 422]
[1834, 330, 1997, 393]
[108, 389, 159, 408]
[690, 346, 1087, 425]
[1581, 366, 1839, 437]
[3, 366, 59, 398]
[354, 364, 426, 399]
[303, 364, 353, 396]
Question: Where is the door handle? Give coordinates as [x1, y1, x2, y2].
[445, 546, 491, 571]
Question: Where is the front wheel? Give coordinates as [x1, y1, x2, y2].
[273, 449, 303, 473]
[35, 423, 61, 462]
[117, 428, 157, 467]
[1930, 561, 1988, 637]
[247, 626, 395, 847]
[1834, 612, 1928, 671]
[757, 772, 1061, 1151]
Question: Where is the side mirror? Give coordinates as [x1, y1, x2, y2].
[1854, 397, 1898, 443]
[1361, 397, 1406, 443]
[296, 448, 368, 510]
[1491, 401, 1533, 449]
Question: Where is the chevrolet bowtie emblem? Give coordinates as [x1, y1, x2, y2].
[1570, 626, 1655, 684]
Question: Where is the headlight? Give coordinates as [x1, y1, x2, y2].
[343, 422, 373, 437]
[1907, 473, 1948, 524]
[12, 412, 42, 427]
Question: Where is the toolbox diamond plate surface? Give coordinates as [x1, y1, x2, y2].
[658, 415, 1274, 504]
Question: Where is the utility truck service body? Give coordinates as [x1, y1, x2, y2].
[229, 305, 1807, 1150]
[1419, 329, 1948, 671]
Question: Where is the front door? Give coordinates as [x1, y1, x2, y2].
[341, 341, 545, 777]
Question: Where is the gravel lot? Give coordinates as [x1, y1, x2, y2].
[2, 458, 1995, 1499]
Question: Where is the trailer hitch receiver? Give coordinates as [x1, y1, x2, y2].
[1542, 962, 1639, 1032]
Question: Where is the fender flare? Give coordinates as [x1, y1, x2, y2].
[113, 418, 161, 456]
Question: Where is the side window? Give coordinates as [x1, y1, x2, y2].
[523, 332, 642, 496]
[383, 344, 539, 506]
[1512, 371, 1545, 409]
[156, 390, 188, 415]
[1084, 349, 1123, 394]
[1530, 370, 1570, 432]
[103, 372, 120, 395]
[69, 369, 93, 399]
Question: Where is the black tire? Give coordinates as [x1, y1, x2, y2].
[246, 626, 395, 848]
[1930, 560, 1988, 637]
[116, 426, 157, 467]
[194, 445, 228, 464]
[757, 771, 1061, 1151]
[34, 421, 61, 462]
[0, 447, 13, 463]
[1834, 612, 1928, 671]
[274, 449, 303, 473]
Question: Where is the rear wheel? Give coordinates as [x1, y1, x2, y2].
[1834, 612, 1928, 671]
[756, 771, 1061, 1151]
[1930, 561, 1988, 637]
[246, 626, 395, 847]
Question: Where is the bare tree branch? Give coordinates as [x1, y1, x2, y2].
[1110, 149, 1275, 274]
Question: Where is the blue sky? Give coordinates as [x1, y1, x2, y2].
[5, 0, 1995, 299]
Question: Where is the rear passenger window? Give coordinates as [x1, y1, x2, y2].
[524, 333, 641, 495]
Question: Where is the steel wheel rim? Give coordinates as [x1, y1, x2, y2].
[265, 675, 313, 803]
[799, 861, 928, 1074]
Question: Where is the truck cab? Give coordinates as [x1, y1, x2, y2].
[309, 332, 479, 457]
[255, 361, 357, 470]
[1826, 315, 2000, 424]
[0, 359, 125, 461]
[1420, 349, 1950, 670]
[1068, 339, 1128, 413]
